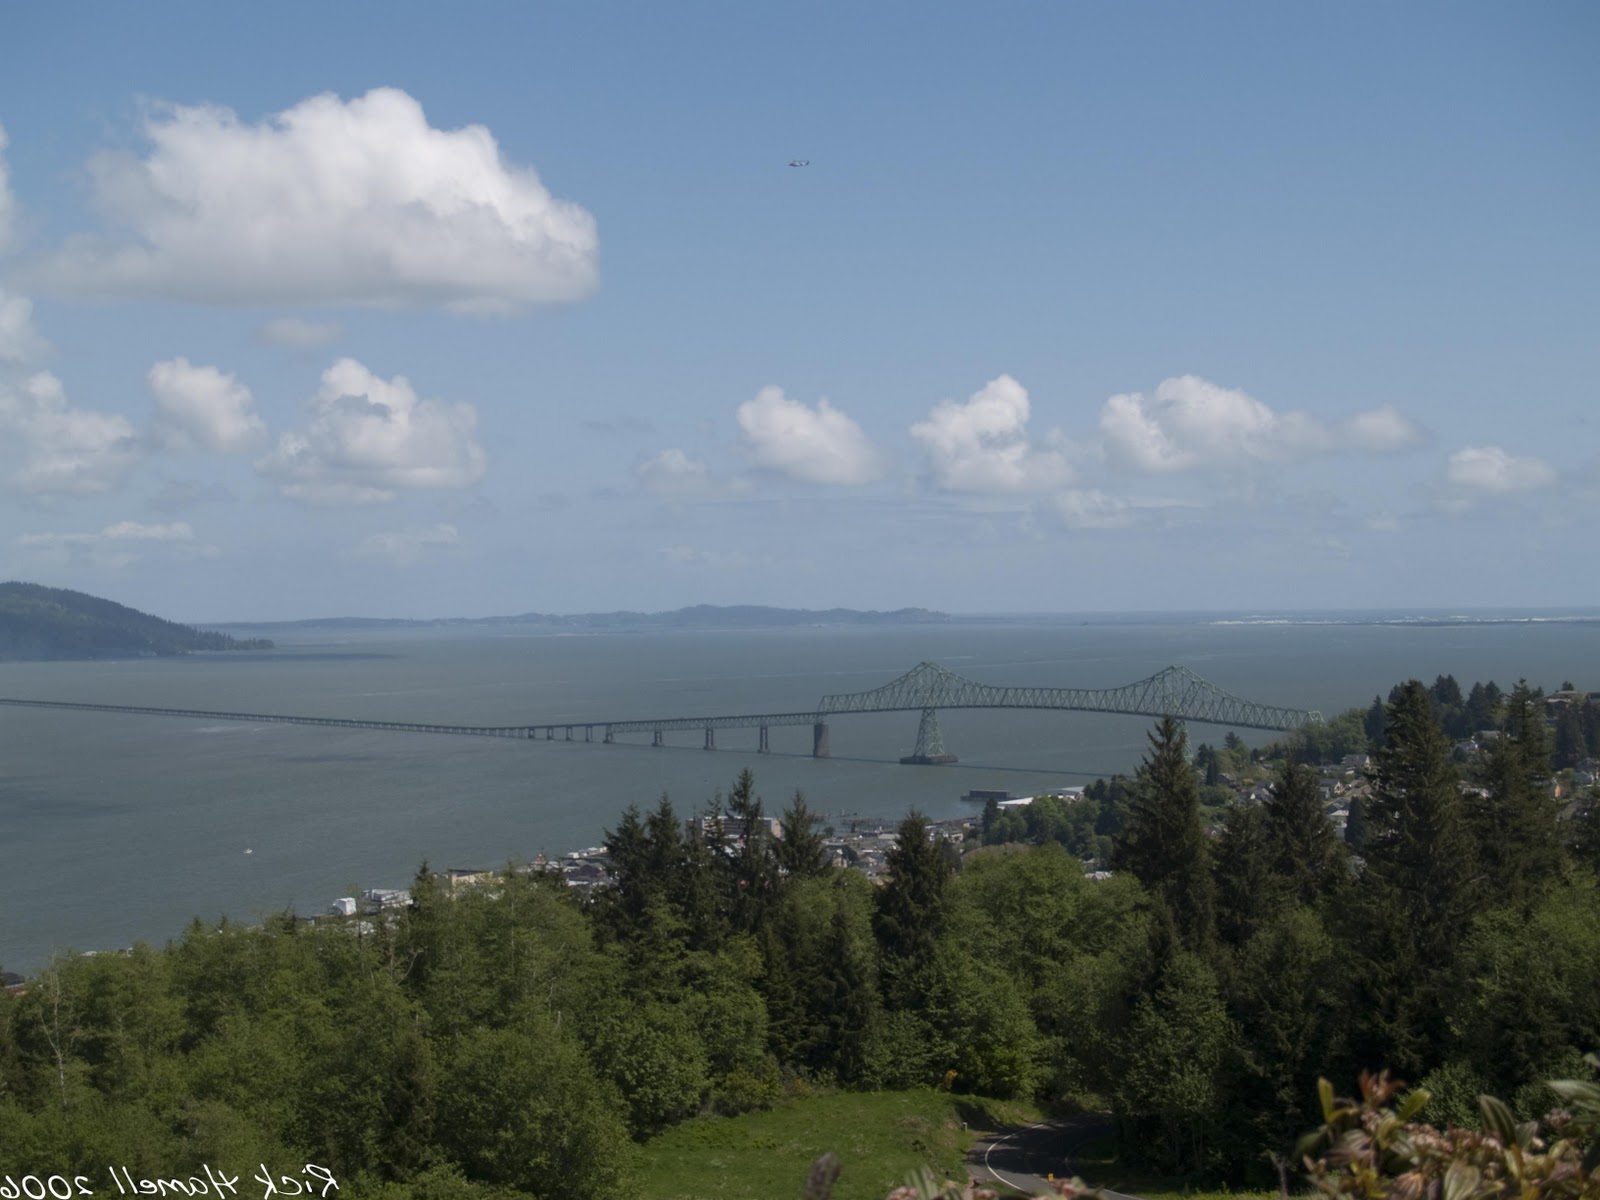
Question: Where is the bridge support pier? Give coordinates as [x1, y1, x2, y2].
[652, 730, 663, 748]
[565, 726, 573, 741]
[704, 727, 715, 750]
[604, 728, 614, 744]
[585, 726, 593, 742]
[812, 722, 830, 758]
[899, 707, 958, 765]
[758, 725, 769, 753]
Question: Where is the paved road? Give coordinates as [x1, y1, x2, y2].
[968, 1114, 1143, 1199]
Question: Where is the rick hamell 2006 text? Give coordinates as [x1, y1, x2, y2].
[0, 1165, 338, 1199]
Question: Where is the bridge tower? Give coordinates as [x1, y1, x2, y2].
[899, 706, 958, 765]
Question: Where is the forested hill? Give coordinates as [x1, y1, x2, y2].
[0, 582, 273, 660]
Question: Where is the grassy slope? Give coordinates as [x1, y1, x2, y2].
[634, 1090, 1006, 1200]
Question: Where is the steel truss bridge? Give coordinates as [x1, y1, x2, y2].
[0, 661, 1320, 764]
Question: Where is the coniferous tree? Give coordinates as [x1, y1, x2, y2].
[724, 770, 780, 934]
[1365, 681, 1474, 954]
[805, 895, 880, 1082]
[1364, 695, 1386, 748]
[872, 811, 952, 1002]
[1263, 755, 1345, 906]
[1465, 679, 1502, 734]
[1555, 705, 1586, 771]
[775, 790, 829, 880]
[1213, 804, 1278, 948]
[1344, 794, 1370, 852]
[1113, 716, 1215, 952]
[1348, 679, 1474, 1074]
[1465, 683, 1561, 905]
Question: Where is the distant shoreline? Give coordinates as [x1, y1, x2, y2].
[204, 606, 1600, 633]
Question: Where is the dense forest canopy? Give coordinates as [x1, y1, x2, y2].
[2, 677, 1597, 1199]
[0, 581, 273, 659]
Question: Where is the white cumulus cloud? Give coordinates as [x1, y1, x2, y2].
[352, 523, 461, 567]
[911, 374, 1072, 494]
[148, 358, 266, 452]
[30, 88, 598, 313]
[1100, 376, 1327, 472]
[0, 371, 140, 493]
[257, 357, 487, 505]
[1446, 446, 1558, 494]
[255, 317, 344, 348]
[1099, 375, 1419, 473]
[736, 386, 882, 485]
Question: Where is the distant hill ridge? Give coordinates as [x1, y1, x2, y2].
[219, 604, 951, 631]
[0, 582, 274, 661]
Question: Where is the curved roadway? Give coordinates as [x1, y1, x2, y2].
[968, 1114, 1143, 1199]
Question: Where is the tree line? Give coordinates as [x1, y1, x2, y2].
[1, 677, 1597, 1198]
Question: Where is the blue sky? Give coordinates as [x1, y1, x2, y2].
[0, 2, 1595, 620]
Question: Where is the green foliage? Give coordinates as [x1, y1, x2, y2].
[1466, 687, 1562, 907]
[1363, 680, 1474, 962]
[1113, 715, 1215, 952]
[778, 790, 831, 880]
[874, 811, 953, 997]
[1113, 952, 1235, 1175]
[1290, 707, 1371, 765]
[5, 715, 1598, 1200]
[1298, 1068, 1600, 1200]
[436, 1021, 629, 1198]
[1262, 755, 1346, 907]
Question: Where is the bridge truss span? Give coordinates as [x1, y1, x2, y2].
[817, 661, 1321, 732]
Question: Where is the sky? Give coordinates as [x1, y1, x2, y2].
[0, 3, 1595, 621]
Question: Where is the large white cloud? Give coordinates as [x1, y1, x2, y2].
[257, 357, 487, 505]
[30, 89, 598, 313]
[736, 386, 882, 485]
[148, 358, 266, 452]
[1446, 446, 1557, 494]
[0, 288, 48, 364]
[911, 374, 1072, 494]
[0, 371, 140, 493]
[1100, 375, 1420, 472]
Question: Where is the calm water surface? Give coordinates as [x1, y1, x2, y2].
[2, 618, 1596, 974]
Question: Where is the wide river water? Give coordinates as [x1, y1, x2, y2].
[2, 615, 1596, 975]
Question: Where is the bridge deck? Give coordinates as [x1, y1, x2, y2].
[0, 661, 1319, 750]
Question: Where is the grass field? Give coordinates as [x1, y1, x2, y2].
[633, 1089, 1035, 1200]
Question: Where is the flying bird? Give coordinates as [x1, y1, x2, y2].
[789, 159, 810, 167]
